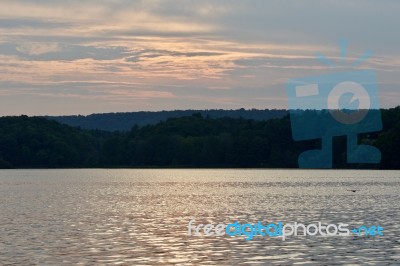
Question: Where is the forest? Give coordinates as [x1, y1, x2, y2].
[0, 107, 399, 169]
[47, 109, 288, 131]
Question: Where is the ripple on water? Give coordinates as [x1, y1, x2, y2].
[0, 169, 399, 265]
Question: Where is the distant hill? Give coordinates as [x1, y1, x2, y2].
[0, 107, 399, 169]
[45, 109, 288, 131]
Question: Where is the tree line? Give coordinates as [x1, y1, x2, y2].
[0, 107, 399, 169]
[47, 109, 288, 131]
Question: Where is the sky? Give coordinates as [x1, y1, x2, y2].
[0, 0, 399, 115]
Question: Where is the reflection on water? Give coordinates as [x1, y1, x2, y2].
[0, 169, 399, 265]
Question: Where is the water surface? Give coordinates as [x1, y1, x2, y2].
[0, 169, 399, 265]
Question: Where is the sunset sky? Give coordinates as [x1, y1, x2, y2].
[0, 0, 399, 115]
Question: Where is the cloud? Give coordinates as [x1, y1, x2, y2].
[0, 43, 129, 61]
[0, 18, 72, 29]
[0, 0, 399, 115]
[16, 42, 61, 56]
[125, 49, 225, 63]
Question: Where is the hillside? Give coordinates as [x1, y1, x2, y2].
[0, 107, 398, 169]
[46, 109, 288, 131]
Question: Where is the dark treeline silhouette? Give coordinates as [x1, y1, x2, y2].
[0, 107, 399, 169]
[46, 109, 288, 131]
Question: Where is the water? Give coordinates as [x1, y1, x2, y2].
[0, 169, 399, 265]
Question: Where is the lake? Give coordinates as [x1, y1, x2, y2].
[0, 169, 399, 265]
